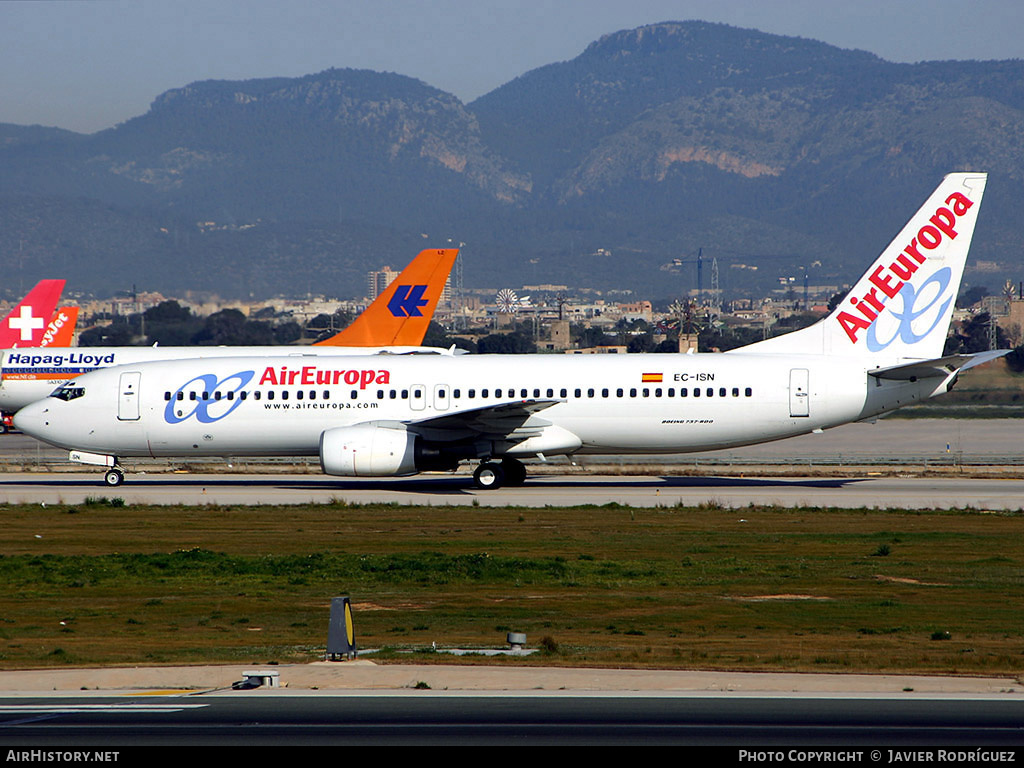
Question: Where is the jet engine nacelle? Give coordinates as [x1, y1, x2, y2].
[319, 425, 457, 477]
[319, 425, 418, 477]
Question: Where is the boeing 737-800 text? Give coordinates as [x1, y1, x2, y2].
[15, 174, 1001, 488]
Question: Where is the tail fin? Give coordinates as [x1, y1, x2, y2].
[39, 306, 79, 347]
[735, 173, 987, 362]
[315, 249, 458, 347]
[0, 280, 66, 348]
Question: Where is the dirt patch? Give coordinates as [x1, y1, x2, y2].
[874, 575, 951, 586]
[733, 594, 834, 601]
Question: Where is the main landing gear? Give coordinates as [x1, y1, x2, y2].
[472, 458, 527, 490]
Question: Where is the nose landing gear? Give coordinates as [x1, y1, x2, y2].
[103, 468, 125, 487]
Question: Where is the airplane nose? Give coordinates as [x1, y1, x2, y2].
[12, 401, 49, 438]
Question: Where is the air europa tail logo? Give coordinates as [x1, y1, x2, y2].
[836, 191, 974, 346]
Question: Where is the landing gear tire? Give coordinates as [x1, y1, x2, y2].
[473, 462, 505, 490]
[500, 458, 527, 486]
[103, 469, 124, 487]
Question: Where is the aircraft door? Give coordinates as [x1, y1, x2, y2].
[789, 368, 809, 417]
[118, 371, 141, 421]
[410, 384, 426, 411]
[433, 383, 450, 411]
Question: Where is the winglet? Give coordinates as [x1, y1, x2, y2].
[315, 249, 458, 347]
[0, 280, 66, 348]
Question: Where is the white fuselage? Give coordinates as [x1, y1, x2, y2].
[0, 345, 450, 415]
[13, 351, 947, 461]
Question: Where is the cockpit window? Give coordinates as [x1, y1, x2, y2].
[50, 385, 85, 402]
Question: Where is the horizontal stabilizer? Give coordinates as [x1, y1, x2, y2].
[868, 350, 1009, 380]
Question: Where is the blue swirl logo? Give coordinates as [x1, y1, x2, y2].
[164, 370, 254, 424]
[866, 267, 952, 352]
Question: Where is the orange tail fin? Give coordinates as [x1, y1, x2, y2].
[39, 306, 79, 347]
[0, 280, 65, 348]
[315, 249, 458, 346]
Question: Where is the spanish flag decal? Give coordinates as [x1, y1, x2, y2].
[641, 372, 663, 383]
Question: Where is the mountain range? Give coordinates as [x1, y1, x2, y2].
[2, 20, 1023, 301]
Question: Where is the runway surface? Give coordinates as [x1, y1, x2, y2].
[1, 470, 1023, 509]
[2, 692, 1023, 746]
[0, 664, 1020, 746]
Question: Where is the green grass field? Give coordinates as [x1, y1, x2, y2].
[1, 498, 1022, 675]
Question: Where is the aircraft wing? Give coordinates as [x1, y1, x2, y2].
[405, 399, 562, 443]
[868, 350, 1010, 380]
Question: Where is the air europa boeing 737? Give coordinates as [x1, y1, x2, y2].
[16, 174, 1003, 489]
[0, 248, 458, 419]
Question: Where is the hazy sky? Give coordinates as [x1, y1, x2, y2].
[4, 0, 1024, 133]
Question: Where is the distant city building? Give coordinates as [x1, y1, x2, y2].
[567, 345, 627, 354]
[616, 300, 652, 322]
[367, 266, 401, 301]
